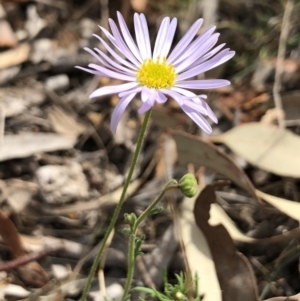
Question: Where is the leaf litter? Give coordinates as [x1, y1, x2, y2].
[1, 0, 300, 300]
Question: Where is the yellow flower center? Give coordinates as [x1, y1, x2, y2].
[136, 57, 176, 89]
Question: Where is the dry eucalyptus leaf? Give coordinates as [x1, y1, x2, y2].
[210, 123, 300, 178]
[281, 91, 300, 121]
[194, 185, 259, 301]
[0, 43, 30, 70]
[151, 106, 190, 129]
[0, 4, 17, 47]
[207, 198, 300, 245]
[0, 87, 45, 117]
[209, 203, 256, 243]
[48, 106, 86, 136]
[154, 134, 177, 178]
[179, 192, 222, 301]
[0, 133, 77, 161]
[172, 131, 257, 199]
[36, 162, 89, 204]
[0, 284, 30, 299]
[19, 235, 83, 259]
[48, 178, 142, 215]
[256, 190, 300, 222]
[263, 293, 300, 301]
[0, 179, 38, 213]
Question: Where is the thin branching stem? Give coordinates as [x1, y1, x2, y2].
[80, 109, 152, 301]
[121, 180, 179, 301]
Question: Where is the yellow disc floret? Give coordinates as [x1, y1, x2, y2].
[137, 57, 176, 89]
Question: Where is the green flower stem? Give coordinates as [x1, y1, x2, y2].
[135, 179, 178, 230]
[80, 109, 152, 301]
[121, 179, 179, 301]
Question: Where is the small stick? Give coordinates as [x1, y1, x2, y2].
[0, 248, 60, 271]
[273, 0, 294, 129]
[99, 228, 115, 300]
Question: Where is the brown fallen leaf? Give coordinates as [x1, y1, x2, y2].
[194, 185, 259, 301]
[0, 210, 24, 258]
[17, 261, 49, 288]
[172, 130, 258, 200]
[0, 210, 49, 287]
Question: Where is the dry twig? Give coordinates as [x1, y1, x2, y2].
[273, 0, 294, 129]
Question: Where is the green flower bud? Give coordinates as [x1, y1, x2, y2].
[120, 227, 131, 235]
[178, 173, 198, 198]
[124, 213, 137, 226]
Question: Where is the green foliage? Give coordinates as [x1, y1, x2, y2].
[134, 234, 146, 258]
[134, 272, 201, 301]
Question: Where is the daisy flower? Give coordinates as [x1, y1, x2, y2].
[78, 12, 235, 134]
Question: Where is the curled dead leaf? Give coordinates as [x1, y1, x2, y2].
[194, 185, 259, 301]
[172, 130, 258, 200]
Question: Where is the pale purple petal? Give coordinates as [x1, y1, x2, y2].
[117, 12, 143, 62]
[204, 102, 218, 123]
[162, 88, 213, 132]
[84, 47, 106, 65]
[170, 87, 208, 115]
[153, 17, 170, 61]
[177, 49, 235, 81]
[181, 105, 212, 133]
[160, 18, 177, 58]
[175, 79, 230, 89]
[138, 100, 153, 114]
[93, 34, 138, 70]
[160, 88, 184, 106]
[172, 26, 216, 66]
[157, 91, 167, 104]
[88, 64, 136, 81]
[76, 66, 103, 76]
[108, 19, 141, 67]
[188, 43, 226, 68]
[98, 25, 116, 44]
[141, 86, 151, 102]
[90, 82, 139, 98]
[138, 89, 156, 114]
[174, 33, 219, 73]
[119, 86, 142, 97]
[167, 18, 203, 64]
[134, 13, 151, 59]
[111, 93, 136, 133]
[181, 99, 209, 115]
[140, 14, 152, 58]
[93, 48, 136, 75]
